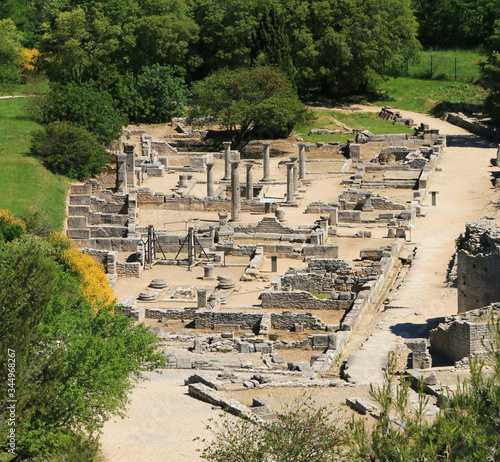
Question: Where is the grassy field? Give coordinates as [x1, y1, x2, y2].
[408, 50, 487, 83]
[0, 97, 68, 230]
[370, 77, 488, 115]
[294, 109, 414, 143]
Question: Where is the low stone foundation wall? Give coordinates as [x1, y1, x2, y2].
[430, 304, 500, 362]
[116, 261, 142, 278]
[261, 291, 351, 310]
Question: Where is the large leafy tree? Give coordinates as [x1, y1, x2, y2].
[39, 6, 122, 84]
[112, 64, 189, 123]
[0, 232, 165, 460]
[190, 66, 312, 147]
[131, 0, 199, 75]
[414, 0, 500, 50]
[37, 81, 126, 145]
[0, 19, 23, 87]
[483, 20, 500, 124]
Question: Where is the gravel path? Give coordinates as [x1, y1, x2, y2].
[342, 109, 499, 384]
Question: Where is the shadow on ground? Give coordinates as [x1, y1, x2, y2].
[446, 134, 496, 148]
[390, 317, 446, 339]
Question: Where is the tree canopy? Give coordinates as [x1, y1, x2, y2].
[190, 66, 313, 146]
[0, 222, 165, 461]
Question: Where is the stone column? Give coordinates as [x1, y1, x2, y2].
[223, 141, 232, 180]
[362, 193, 373, 212]
[141, 140, 150, 157]
[329, 207, 338, 226]
[116, 154, 127, 192]
[290, 156, 298, 196]
[218, 212, 228, 227]
[261, 142, 272, 182]
[179, 174, 188, 188]
[231, 161, 241, 221]
[275, 209, 285, 222]
[245, 162, 254, 200]
[197, 289, 208, 309]
[298, 144, 306, 180]
[206, 162, 214, 198]
[124, 145, 136, 187]
[285, 162, 295, 204]
[203, 264, 215, 280]
[496, 143, 500, 165]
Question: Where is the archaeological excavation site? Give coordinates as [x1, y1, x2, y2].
[66, 107, 500, 457]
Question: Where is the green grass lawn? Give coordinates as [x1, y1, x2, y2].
[408, 50, 486, 83]
[370, 76, 488, 114]
[294, 109, 414, 143]
[0, 97, 68, 230]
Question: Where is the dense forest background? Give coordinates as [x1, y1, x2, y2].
[1, 0, 499, 105]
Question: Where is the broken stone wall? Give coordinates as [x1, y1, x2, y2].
[261, 291, 351, 310]
[430, 305, 499, 361]
[116, 261, 142, 278]
[457, 217, 500, 313]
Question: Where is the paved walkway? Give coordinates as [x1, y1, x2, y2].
[343, 111, 499, 384]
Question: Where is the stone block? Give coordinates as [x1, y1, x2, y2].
[66, 229, 90, 239]
[311, 334, 329, 348]
[405, 338, 427, 352]
[176, 356, 193, 369]
[69, 194, 91, 206]
[411, 351, 432, 369]
[237, 342, 255, 354]
[68, 205, 90, 217]
[254, 343, 270, 354]
[67, 216, 88, 229]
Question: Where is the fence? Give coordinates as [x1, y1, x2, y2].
[406, 54, 486, 82]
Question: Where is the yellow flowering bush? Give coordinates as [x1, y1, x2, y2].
[19, 48, 40, 81]
[51, 233, 115, 312]
[0, 209, 26, 230]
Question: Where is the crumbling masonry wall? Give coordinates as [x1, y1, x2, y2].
[430, 304, 499, 361]
[457, 217, 500, 313]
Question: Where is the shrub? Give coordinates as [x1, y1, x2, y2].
[39, 82, 127, 145]
[51, 233, 115, 312]
[31, 121, 110, 180]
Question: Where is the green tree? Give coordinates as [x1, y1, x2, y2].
[483, 20, 500, 124]
[199, 396, 344, 461]
[414, 0, 500, 50]
[38, 82, 126, 145]
[308, 0, 420, 93]
[0, 19, 23, 88]
[189, 66, 313, 147]
[31, 121, 110, 180]
[131, 0, 199, 75]
[39, 6, 122, 83]
[0, 234, 165, 460]
[114, 64, 189, 123]
[251, 3, 295, 83]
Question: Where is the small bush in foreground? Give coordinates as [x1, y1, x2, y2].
[198, 396, 344, 461]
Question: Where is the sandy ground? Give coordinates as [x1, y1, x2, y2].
[100, 106, 500, 460]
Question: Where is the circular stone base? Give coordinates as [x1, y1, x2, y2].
[138, 290, 159, 301]
[150, 279, 168, 289]
[218, 278, 235, 289]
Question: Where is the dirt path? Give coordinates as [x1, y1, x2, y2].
[342, 111, 499, 384]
